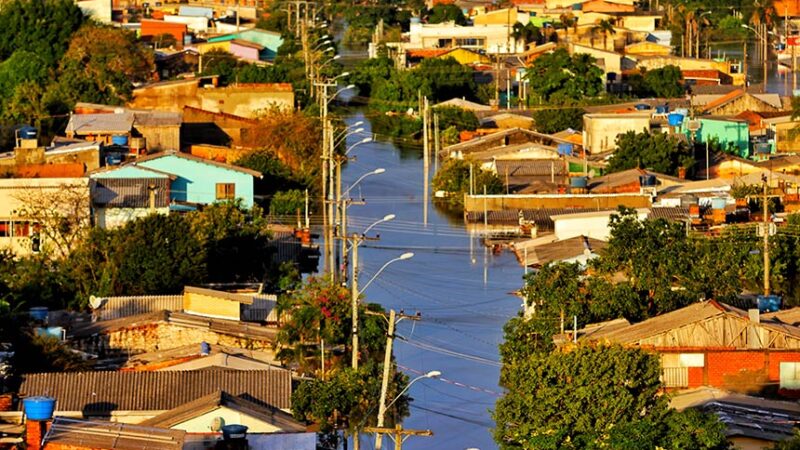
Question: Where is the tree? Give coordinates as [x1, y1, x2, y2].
[524, 48, 603, 104]
[591, 19, 616, 49]
[426, 4, 466, 25]
[12, 181, 91, 256]
[559, 12, 577, 42]
[643, 65, 685, 98]
[432, 158, 503, 207]
[59, 23, 154, 104]
[512, 22, 543, 46]
[270, 189, 305, 216]
[0, 0, 85, 67]
[349, 57, 396, 98]
[432, 106, 479, 131]
[371, 57, 476, 109]
[607, 130, 695, 176]
[493, 343, 729, 449]
[532, 108, 584, 133]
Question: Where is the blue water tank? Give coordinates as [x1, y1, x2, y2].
[635, 103, 651, 110]
[111, 135, 128, 146]
[711, 197, 727, 210]
[655, 105, 669, 114]
[667, 113, 684, 126]
[572, 3, 582, 10]
[23, 397, 56, 421]
[105, 154, 122, 166]
[221, 424, 248, 440]
[28, 307, 48, 322]
[569, 176, 588, 188]
[18, 126, 37, 139]
[757, 295, 782, 313]
[200, 341, 211, 355]
[557, 143, 573, 156]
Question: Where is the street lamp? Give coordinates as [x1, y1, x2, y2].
[343, 168, 385, 198]
[383, 370, 441, 412]
[345, 136, 373, 155]
[359, 251, 413, 295]
[334, 127, 365, 148]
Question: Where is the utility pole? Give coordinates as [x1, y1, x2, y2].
[351, 233, 361, 368]
[335, 157, 342, 276]
[743, 39, 748, 91]
[433, 113, 440, 174]
[763, 177, 771, 296]
[423, 97, 429, 226]
[373, 309, 422, 450]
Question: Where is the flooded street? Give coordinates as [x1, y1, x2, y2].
[336, 110, 521, 450]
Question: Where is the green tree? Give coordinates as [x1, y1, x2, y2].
[349, 57, 396, 97]
[591, 18, 616, 49]
[432, 158, 503, 207]
[607, 130, 694, 176]
[426, 4, 466, 25]
[512, 22, 543, 46]
[371, 57, 476, 109]
[525, 48, 603, 104]
[0, 0, 85, 67]
[493, 343, 729, 449]
[643, 65, 685, 98]
[433, 106, 479, 131]
[270, 189, 305, 216]
[532, 108, 585, 133]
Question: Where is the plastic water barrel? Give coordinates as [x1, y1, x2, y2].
[23, 397, 56, 421]
[572, 3, 582, 10]
[221, 424, 248, 440]
[569, 176, 588, 188]
[755, 143, 771, 154]
[18, 126, 37, 139]
[28, 307, 48, 322]
[655, 105, 669, 114]
[634, 103, 650, 110]
[757, 295, 782, 313]
[111, 135, 128, 146]
[667, 113, 684, 126]
[711, 197, 726, 210]
[557, 143, 573, 156]
[105, 154, 122, 166]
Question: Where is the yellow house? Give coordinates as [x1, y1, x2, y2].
[436, 47, 492, 65]
[193, 40, 232, 55]
[624, 41, 671, 57]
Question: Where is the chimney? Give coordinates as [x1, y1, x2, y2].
[25, 420, 50, 450]
[748, 308, 760, 324]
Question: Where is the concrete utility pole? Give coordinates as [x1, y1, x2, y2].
[374, 309, 423, 450]
[365, 425, 432, 450]
[763, 176, 771, 296]
[423, 96, 429, 226]
[351, 232, 361, 368]
[433, 113, 440, 174]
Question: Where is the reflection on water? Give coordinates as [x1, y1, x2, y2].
[336, 109, 521, 450]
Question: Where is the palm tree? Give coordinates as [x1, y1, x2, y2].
[591, 19, 616, 50]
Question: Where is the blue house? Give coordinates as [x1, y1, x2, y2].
[207, 28, 284, 61]
[92, 151, 262, 210]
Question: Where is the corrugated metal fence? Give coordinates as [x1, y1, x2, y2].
[94, 295, 183, 321]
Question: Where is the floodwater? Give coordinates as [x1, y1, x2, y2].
[334, 110, 522, 450]
[711, 41, 800, 95]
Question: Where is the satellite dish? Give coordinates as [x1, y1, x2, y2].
[89, 296, 104, 310]
[588, 169, 596, 178]
[210, 416, 225, 432]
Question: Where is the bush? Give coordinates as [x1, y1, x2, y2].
[532, 108, 584, 133]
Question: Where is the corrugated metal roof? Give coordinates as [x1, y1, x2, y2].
[93, 294, 183, 321]
[65, 112, 134, 134]
[133, 111, 182, 127]
[19, 369, 292, 412]
[495, 160, 568, 177]
[91, 177, 171, 208]
[43, 417, 185, 450]
[140, 390, 304, 431]
[465, 208, 597, 230]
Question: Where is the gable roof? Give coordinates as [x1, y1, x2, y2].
[701, 90, 783, 113]
[65, 112, 134, 135]
[445, 127, 575, 153]
[91, 177, 172, 208]
[134, 150, 263, 178]
[434, 98, 492, 111]
[496, 159, 567, 177]
[524, 235, 607, 266]
[19, 369, 292, 413]
[140, 390, 305, 431]
[43, 417, 185, 450]
[184, 286, 254, 304]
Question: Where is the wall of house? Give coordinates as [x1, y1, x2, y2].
[710, 95, 782, 116]
[583, 113, 651, 153]
[620, 15, 658, 32]
[229, 43, 261, 62]
[183, 433, 316, 450]
[408, 22, 522, 54]
[134, 125, 181, 151]
[194, 41, 231, 55]
[129, 81, 201, 113]
[569, 44, 622, 74]
[171, 406, 284, 433]
[95, 207, 169, 229]
[553, 210, 648, 241]
[463, 193, 652, 212]
[198, 87, 294, 117]
[637, 56, 732, 75]
[691, 119, 750, 158]
[713, 159, 762, 179]
[775, 121, 800, 153]
[662, 349, 800, 396]
[136, 155, 254, 207]
[164, 14, 209, 33]
[183, 291, 241, 320]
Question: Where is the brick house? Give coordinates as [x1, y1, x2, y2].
[577, 301, 800, 396]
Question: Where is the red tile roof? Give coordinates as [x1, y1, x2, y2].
[407, 49, 450, 59]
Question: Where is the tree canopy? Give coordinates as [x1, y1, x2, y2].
[432, 158, 503, 208]
[607, 130, 695, 176]
[426, 4, 466, 25]
[532, 108, 585, 133]
[525, 48, 603, 104]
[494, 343, 729, 450]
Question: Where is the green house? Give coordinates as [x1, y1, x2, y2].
[683, 117, 750, 159]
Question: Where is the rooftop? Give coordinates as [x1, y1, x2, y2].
[20, 369, 292, 413]
[42, 417, 186, 450]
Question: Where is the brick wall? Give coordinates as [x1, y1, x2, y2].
[26, 420, 50, 450]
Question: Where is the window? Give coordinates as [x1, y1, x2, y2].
[0, 221, 8, 237]
[780, 362, 800, 389]
[13, 221, 30, 237]
[216, 183, 236, 200]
